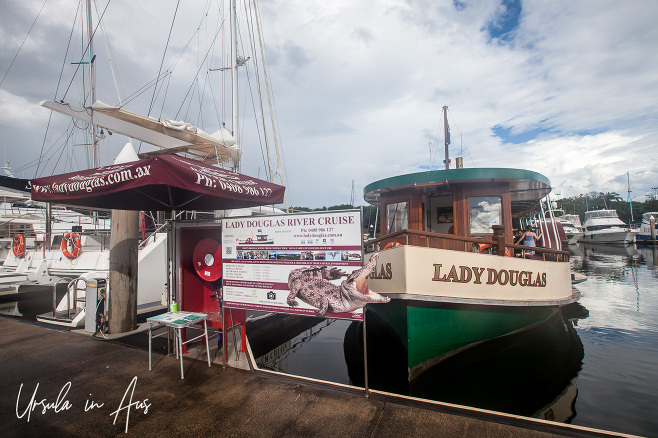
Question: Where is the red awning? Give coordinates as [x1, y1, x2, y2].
[30, 155, 285, 211]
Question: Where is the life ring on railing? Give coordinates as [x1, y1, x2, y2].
[61, 232, 82, 259]
[12, 234, 25, 258]
[384, 242, 403, 250]
[479, 243, 512, 257]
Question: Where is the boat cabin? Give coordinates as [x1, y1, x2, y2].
[364, 168, 557, 255]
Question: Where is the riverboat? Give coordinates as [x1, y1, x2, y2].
[363, 166, 579, 380]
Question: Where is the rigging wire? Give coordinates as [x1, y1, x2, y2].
[119, 71, 171, 108]
[251, 0, 287, 204]
[60, 0, 112, 102]
[243, 64, 271, 181]
[243, 1, 273, 181]
[34, 1, 81, 178]
[147, 0, 180, 118]
[93, 0, 124, 105]
[173, 24, 223, 120]
[0, 0, 49, 89]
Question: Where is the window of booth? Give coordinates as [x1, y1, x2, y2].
[469, 196, 501, 234]
[386, 201, 408, 233]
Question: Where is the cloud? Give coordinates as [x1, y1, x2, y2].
[0, 0, 656, 208]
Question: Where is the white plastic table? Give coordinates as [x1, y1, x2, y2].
[147, 311, 211, 379]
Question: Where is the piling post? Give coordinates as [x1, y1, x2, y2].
[108, 209, 139, 334]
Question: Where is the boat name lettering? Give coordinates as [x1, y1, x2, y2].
[432, 264, 547, 287]
[366, 262, 392, 280]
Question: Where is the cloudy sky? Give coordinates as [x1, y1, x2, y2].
[1, 0, 657, 209]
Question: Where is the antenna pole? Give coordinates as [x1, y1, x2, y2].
[443, 105, 449, 170]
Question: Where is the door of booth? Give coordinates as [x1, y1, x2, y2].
[175, 223, 246, 358]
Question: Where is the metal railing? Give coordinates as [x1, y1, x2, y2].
[50, 277, 87, 319]
[365, 229, 569, 262]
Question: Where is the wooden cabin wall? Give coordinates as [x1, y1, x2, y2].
[379, 188, 423, 234]
[453, 182, 513, 242]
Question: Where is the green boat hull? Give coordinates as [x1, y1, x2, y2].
[367, 300, 557, 379]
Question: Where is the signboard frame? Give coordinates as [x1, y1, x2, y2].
[221, 209, 365, 320]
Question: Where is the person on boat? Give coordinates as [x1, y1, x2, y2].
[516, 225, 542, 255]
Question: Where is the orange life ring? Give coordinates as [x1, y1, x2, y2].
[61, 232, 82, 259]
[479, 243, 512, 257]
[384, 241, 403, 249]
[12, 234, 25, 258]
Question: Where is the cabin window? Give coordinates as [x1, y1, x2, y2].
[386, 201, 408, 233]
[469, 196, 502, 234]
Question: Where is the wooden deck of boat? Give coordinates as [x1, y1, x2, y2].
[0, 316, 635, 438]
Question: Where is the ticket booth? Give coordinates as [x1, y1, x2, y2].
[171, 220, 246, 360]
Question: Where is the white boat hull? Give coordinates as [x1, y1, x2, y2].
[582, 230, 635, 244]
[35, 233, 168, 329]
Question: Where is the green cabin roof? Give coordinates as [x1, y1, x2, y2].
[363, 168, 551, 213]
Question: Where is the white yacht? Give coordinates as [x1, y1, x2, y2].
[582, 210, 635, 244]
[550, 208, 583, 244]
[636, 212, 658, 243]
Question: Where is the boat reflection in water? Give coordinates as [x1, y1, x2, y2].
[248, 303, 588, 423]
[0, 284, 67, 320]
[344, 303, 588, 422]
[570, 243, 639, 278]
[636, 245, 658, 271]
[570, 243, 643, 305]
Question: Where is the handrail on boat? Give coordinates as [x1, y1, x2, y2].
[365, 229, 570, 262]
[53, 277, 87, 319]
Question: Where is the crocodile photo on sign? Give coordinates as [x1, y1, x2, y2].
[286, 253, 390, 317]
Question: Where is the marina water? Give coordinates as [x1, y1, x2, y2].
[3, 243, 656, 436]
[253, 243, 658, 437]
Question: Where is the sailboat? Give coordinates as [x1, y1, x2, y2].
[23, 0, 286, 328]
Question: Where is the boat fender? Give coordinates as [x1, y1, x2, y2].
[383, 242, 403, 250]
[12, 234, 25, 258]
[61, 232, 82, 259]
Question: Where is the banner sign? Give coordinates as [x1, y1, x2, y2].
[29, 154, 285, 211]
[221, 210, 367, 320]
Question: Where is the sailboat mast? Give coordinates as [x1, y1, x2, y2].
[443, 105, 449, 170]
[86, 0, 99, 168]
[628, 171, 634, 223]
[230, 0, 239, 169]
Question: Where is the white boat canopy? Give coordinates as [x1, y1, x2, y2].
[41, 100, 241, 167]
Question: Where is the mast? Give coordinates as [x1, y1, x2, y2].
[86, 0, 99, 168]
[628, 171, 634, 223]
[230, 0, 239, 170]
[443, 105, 450, 170]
